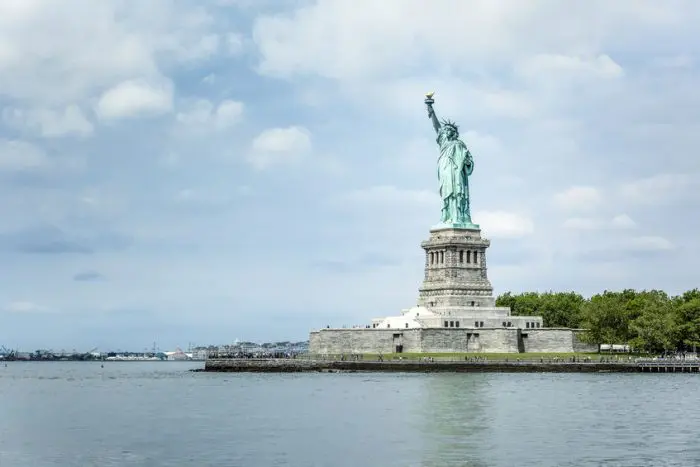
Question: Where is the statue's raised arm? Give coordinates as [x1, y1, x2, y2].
[424, 92, 441, 134]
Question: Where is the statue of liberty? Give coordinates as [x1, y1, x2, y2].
[424, 92, 477, 228]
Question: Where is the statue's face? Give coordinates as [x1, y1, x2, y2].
[444, 127, 456, 140]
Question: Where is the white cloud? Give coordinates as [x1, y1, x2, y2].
[252, 1, 694, 81]
[96, 79, 173, 120]
[611, 214, 637, 229]
[652, 55, 694, 69]
[312, 153, 347, 177]
[340, 185, 437, 208]
[516, 54, 624, 80]
[216, 101, 245, 128]
[2, 105, 93, 138]
[563, 217, 603, 230]
[553, 186, 603, 212]
[0, 140, 49, 171]
[0, 2, 236, 105]
[3, 301, 49, 313]
[563, 214, 637, 231]
[620, 173, 694, 205]
[474, 210, 534, 238]
[174, 188, 233, 207]
[463, 130, 503, 156]
[167, 34, 220, 61]
[248, 126, 312, 169]
[202, 73, 217, 85]
[176, 99, 244, 130]
[176, 101, 212, 126]
[225, 33, 245, 55]
[252, 126, 311, 152]
[0, 2, 157, 104]
[253, 1, 532, 79]
[625, 236, 675, 251]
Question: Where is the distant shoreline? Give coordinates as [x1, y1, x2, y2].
[1, 359, 203, 363]
[200, 358, 700, 374]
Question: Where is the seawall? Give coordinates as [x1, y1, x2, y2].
[201, 358, 676, 373]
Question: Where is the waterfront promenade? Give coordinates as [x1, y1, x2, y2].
[202, 357, 700, 373]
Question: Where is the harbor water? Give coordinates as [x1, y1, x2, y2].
[1, 361, 698, 466]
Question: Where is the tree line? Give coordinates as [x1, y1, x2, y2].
[496, 289, 700, 354]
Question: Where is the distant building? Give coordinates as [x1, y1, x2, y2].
[164, 348, 189, 360]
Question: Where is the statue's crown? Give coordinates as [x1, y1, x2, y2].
[441, 119, 459, 132]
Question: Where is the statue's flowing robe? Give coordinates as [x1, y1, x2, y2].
[437, 133, 473, 223]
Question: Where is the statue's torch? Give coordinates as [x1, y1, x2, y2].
[425, 91, 435, 118]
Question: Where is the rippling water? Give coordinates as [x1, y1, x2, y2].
[0, 361, 698, 466]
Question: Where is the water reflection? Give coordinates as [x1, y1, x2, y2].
[417, 374, 493, 467]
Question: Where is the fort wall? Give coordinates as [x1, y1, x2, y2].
[309, 327, 589, 354]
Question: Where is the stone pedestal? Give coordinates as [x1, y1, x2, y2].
[308, 224, 559, 354]
[417, 227, 495, 309]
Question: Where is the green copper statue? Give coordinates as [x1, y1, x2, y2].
[424, 92, 478, 229]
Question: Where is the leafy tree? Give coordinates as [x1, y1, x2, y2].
[538, 292, 584, 328]
[496, 291, 584, 327]
[499, 288, 700, 354]
[623, 290, 669, 343]
[676, 298, 700, 351]
[579, 292, 627, 347]
[628, 293, 678, 353]
[680, 288, 700, 303]
[496, 292, 541, 316]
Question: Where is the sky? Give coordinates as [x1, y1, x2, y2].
[1, 0, 700, 351]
